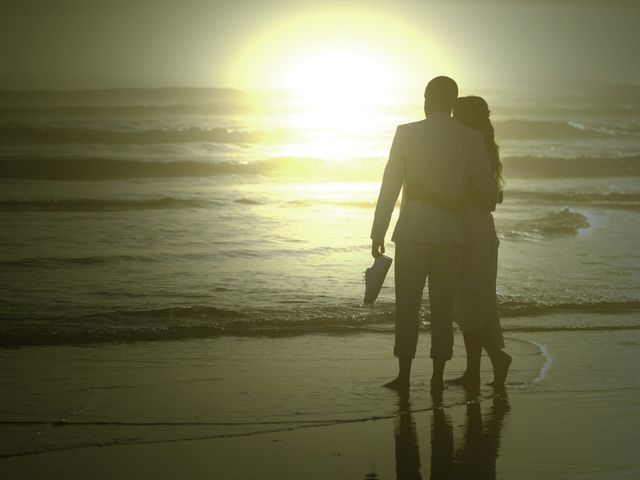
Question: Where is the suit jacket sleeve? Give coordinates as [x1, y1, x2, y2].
[370, 126, 404, 241]
[469, 133, 499, 210]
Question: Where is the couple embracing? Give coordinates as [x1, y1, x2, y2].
[370, 76, 511, 392]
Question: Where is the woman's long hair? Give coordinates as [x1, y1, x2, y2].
[453, 96, 503, 190]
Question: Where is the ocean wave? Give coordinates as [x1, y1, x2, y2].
[2, 155, 639, 181]
[0, 120, 635, 147]
[0, 104, 249, 117]
[0, 197, 218, 212]
[494, 119, 640, 141]
[0, 87, 246, 108]
[0, 125, 296, 145]
[505, 190, 640, 210]
[1, 196, 378, 211]
[272, 193, 637, 212]
[2, 190, 635, 214]
[0, 254, 162, 268]
[504, 155, 640, 178]
[234, 197, 264, 205]
[496, 299, 640, 316]
[0, 157, 344, 180]
[0, 245, 364, 267]
[0, 157, 269, 180]
[286, 199, 377, 208]
[499, 208, 590, 240]
[283, 192, 638, 212]
[1, 301, 639, 347]
[495, 120, 595, 140]
[497, 104, 640, 119]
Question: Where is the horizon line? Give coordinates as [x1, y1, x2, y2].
[0, 79, 639, 94]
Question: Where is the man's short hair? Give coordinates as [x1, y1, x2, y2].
[424, 76, 458, 112]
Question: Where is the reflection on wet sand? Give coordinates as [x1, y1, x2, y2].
[394, 394, 423, 479]
[391, 391, 510, 480]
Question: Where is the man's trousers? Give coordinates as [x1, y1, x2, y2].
[393, 242, 462, 360]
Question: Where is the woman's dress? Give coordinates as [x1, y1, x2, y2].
[454, 203, 504, 348]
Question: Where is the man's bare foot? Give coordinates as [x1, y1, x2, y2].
[489, 352, 512, 386]
[383, 377, 410, 392]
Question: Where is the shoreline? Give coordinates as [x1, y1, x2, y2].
[1, 329, 638, 478]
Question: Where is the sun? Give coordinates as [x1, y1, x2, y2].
[228, 7, 454, 160]
[282, 50, 391, 102]
[229, 8, 453, 97]
[279, 48, 395, 133]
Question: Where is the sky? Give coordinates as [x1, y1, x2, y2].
[1, 0, 639, 91]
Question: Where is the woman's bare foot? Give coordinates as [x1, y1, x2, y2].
[383, 376, 410, 392]
[489, 352, 512, 386]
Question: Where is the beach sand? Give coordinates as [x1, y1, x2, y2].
[1, 322, 639, 479]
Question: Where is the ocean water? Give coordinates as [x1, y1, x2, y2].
[1, 84, 639, 346]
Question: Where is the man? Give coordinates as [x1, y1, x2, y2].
[370, 76, 498, 392]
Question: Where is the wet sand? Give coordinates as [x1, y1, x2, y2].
[1, 326, 638, 479]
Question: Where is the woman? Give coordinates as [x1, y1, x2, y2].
[449, 95, 511, 388]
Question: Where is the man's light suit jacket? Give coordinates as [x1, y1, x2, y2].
[370, 112, 499, 246]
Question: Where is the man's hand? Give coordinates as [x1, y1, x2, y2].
[371, 239, 385, 258]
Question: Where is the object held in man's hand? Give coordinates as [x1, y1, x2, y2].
[363, 255, 393, 305]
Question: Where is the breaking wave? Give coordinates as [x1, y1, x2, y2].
[0, 197, 217, 212]
[505, 190, 640, 210]
[0, 87, 246, 108]
[1, 191, 636, 214]
[0, 196, 378, 212]
[503, 155, 640, 178]
[1, 300, 639, 347]
[0, 125, 297, 145]
[494, 119, 640, 141]
[0, 244, 365, 268]
[0, 157, 269, 180]
[0, 157, 337, 180]
[1, 155, 639, 181]
[499, 208, 590, 240]
[0, 120, 638, 147]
